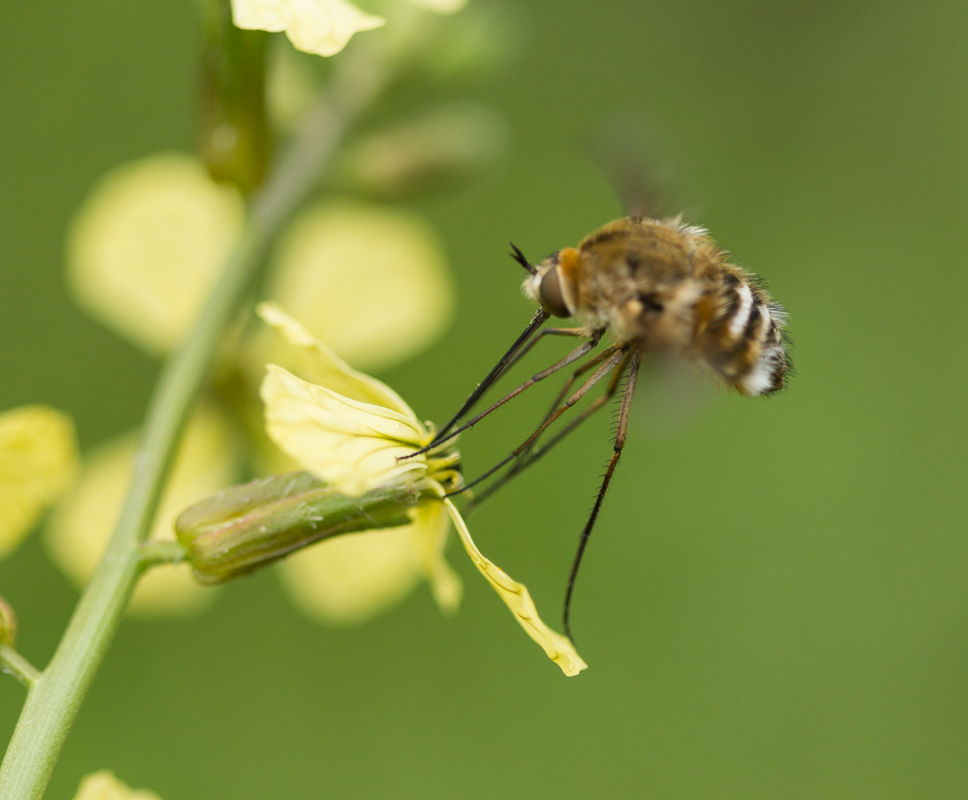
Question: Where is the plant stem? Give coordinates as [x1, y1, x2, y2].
[137, 541, 188, 569]
[0, 647, 40, 690]
[0, 57, 384, 800]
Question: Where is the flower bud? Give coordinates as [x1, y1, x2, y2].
[0, 595, 17, 648]
[198, 0, 272, 193]
[334, 105, 506, 200]
[175, 472, 423, 584]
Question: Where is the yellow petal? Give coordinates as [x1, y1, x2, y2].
[67, 154, 244, 354]
[279, 499, 461, 624]
[439, 492, 587, 676]
[230, 0, 287, 31]
[264, 202, 454, 372]
[279, 526, 419, 625]
[72, 770, 162, 800]
[0, 406, 78, 557]
[46, 406, 238, 616]
[232, 0, 385, 57]
[256, 302, 415, 417]
[262, 365, 428, 495]
[412, 500, 462, 613]
[409, 0, 468, 13]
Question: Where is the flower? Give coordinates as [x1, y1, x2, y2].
[68, 154, 454, 370]
[71, 771, 162, 800]
[260, 304, 587, 675]
[231, 0, 386, 57]
[46, 406, 239, 616]
[63, 153, 456, 620]
[0, 406, 78, 557]
[231, 0, 469, 59]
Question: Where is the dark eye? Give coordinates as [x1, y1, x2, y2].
[539, 267, 571, 317]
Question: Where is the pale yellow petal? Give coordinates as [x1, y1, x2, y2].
[0, 406, 78, 557]
[264, 202, 454, 372]
[234, 0, 385, 57]
[279, 526, 421, 625]
[46, 406, 238, 616]
[409, 0, 468, 13]
[283, 0, 385, 57]
[279, 500, 460, 624]
[72, 770, 162, 800]
[230, 0, 288, 31]
[412, 500, 462, 613]
[67, 154, 244, 354]
[262, 365, 427, 495]
[256, 302, 416, 417]
[439, 493, 587, 676]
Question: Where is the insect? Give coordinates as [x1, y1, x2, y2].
[404, 212, 791, 642]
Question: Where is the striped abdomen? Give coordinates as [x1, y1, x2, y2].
[699, 273, 790, 397]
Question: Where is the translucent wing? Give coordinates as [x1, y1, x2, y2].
[586, 117, 689, 221]
[631, 354, 720, 439]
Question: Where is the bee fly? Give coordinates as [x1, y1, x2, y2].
[403, 214, 791, 642]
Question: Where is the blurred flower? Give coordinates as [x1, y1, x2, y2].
[68, 154, 454, 371]
[231, 0, 385, 57]
[261, 305, 586, 675]
[409, 0, 467, 13]
[231, 0, 469, 58]
[72, 771, 162, 800]
[334, 104, 507, 201]
[0, 406, 78, 557]
[259, 201, 454, 371]
[67, 154, 245, 355]
[46, 406, 239, 616]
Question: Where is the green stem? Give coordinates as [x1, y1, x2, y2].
[0, 647, 40, 690]
[137, 541, 188, 569]
[0, 58, 385, 800]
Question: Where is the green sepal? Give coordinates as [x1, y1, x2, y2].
[175, 471, 422, 584]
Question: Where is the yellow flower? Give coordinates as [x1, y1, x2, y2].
[71, 771, 162, 800]
[68, 154, 454, 374]
[260, 304, 587, 676]
[231, 0, 386, 57]
[67, 154, 245, 355]
[231, 0, 469, 58]
[46, 407, 239, 616]
[0, 406, 78, 557]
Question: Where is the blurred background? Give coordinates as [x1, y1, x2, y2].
[3, 1, 968, 797]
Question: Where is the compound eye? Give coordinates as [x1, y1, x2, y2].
[538, 266, 571, 317]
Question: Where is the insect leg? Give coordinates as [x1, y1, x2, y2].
[448, 346, 626, 497]
[466, 350, 633, 509]
[563, 351, 640, 644]
[500, 326, 587, 374]
[403, 331, 604, 459]
[434, 308, 549, 443]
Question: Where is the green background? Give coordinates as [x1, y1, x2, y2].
[3, 1, 968, 797]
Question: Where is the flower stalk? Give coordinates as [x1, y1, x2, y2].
[0, 49, 387, 800]
[0, 646, 40, 690]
